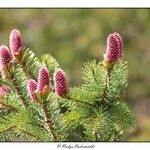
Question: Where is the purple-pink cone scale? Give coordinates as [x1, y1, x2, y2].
[0, 85, 9, 96]
[113, 32, 123, 58]
[37, 66, 50, 92]
[27, 79, 37, 101]
[105, 32, 123, 62]
[0, 45, 11, 67]
[9, 29, 22, 57]
[54, 68, 68, 97]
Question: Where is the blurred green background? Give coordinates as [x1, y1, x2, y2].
[0, 9, 149, 141]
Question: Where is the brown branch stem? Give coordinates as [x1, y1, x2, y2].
[0, 125, 16, 134]
[41, 104, 57, 141]
[0, 100, 18, 112]
[101, 66, 113, 103]
[66, 96, 95, 107]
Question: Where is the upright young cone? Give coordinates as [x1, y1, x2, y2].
[37, 66, 51, 94]
[27, 79, 37, 101]
[0, 45, 11, 79]
[104, 32, 123, 62]
[0, 45, 11, 67]
[54, 68, 68, 97]
[113, 32, 123, 58]
[9, 29, 22, 60]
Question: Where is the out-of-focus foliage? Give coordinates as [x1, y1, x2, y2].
[0, 9, 149, 141]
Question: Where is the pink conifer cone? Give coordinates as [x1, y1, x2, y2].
[0, 45, 11, 67]
[0, 85, 9, 96]
[9, 29, 22, 60]
[27, 79, 37, 101]
[54, 68, 68, 97]
[0, 45, 12, 79]
[37, 66, 50, 94]
[105, 32, 123, 62]
[113, 32, 123, 58]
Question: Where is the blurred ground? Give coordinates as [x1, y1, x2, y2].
[0, 9, 149, 141]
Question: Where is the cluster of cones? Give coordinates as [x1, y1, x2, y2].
[0, 29, 68, 102]
[0, 29, 123, 103]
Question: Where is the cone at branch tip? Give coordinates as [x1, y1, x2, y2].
[37, 66, 51, 95]
[0, 45, 12, 79]
[54, 68, 68, 97]
[9, 29, 22, 61]
[27, 79, 37, 102]
[104, 32, 123, 63]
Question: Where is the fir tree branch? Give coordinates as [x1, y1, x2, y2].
[0, 101, 18, 112]
[20, 61, 37, 80]
[66, 96, 95, 107]
[81, 60, 108, 104]
[17, 127, 43, 141]
[41, 103, 57, 141]
[11, 78, 26, 108]
[91, 67, 106, 100]
[0, 30, 134, 142]
[20, 48, 41, 80]
[0, 125, 16, 134]
[7, 64, 28, 108]
[100, 65, 113, 104]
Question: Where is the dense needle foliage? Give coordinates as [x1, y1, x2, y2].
[0, 29, 134, 141]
